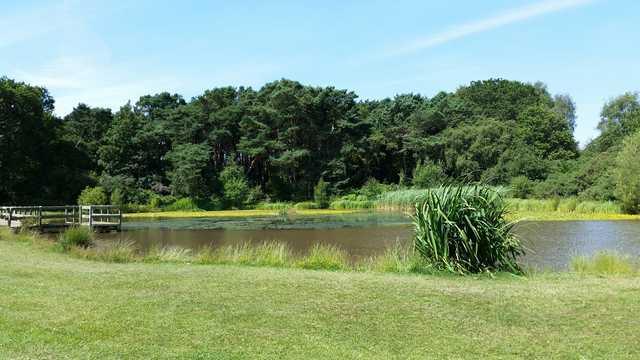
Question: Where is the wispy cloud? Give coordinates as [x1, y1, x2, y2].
[386, 0, 595, 56]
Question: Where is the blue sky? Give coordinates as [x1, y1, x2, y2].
[2, 0, 639, 146]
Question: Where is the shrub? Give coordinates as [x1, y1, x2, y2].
[313, 178, 330, 208]
[77, 186, 108, 205]
[412, 161, 444, 189]
[412, 185, 523, 274]
[296, 244, 349, 271]
[110, 188, 125, 206]
[58, 227, 94, 251]
[615, 131, 640, 213]
[571, 251, 636, 276]
[357, 179, 394, 200]
[510, 176, 534, 199]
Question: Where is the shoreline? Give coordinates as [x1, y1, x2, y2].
[124, 208, 640, 222]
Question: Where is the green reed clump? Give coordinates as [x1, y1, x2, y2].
[412, 184, 523, 274]
[296, 243, 350, 271]
[571, 251, 637, 276]
[58, 227, 94, 252]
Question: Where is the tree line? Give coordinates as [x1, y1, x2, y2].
[1, 76, 638, 211]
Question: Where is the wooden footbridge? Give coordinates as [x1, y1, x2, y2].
[0, 205, 122, 233]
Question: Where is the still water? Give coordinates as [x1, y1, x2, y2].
[98, 213, 640, 270]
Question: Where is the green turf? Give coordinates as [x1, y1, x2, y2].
[1, 239, 639, 359]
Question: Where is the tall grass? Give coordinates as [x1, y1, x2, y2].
[412, 185, 523, 274]
[296, 243, 349, 271]
[571, 251, 637, 276]
[507, 198, 621, 215]
[73, 240, 138, 263]
[57, 227, 94, 251]
[330, 199, 374, 210]
[376, 189, 429, 211]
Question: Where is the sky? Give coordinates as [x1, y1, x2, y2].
[1, 0, 639, 146]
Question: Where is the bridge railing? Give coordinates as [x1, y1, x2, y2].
[0, 205, 121, 232]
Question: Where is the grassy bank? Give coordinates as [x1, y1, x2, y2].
[1, 234, 640, 358]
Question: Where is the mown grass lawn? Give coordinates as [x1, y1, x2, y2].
[1, 239, 639, 359]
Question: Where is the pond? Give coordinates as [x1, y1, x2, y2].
[97, 212, 640, 270]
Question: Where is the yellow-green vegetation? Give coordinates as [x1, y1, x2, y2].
[2, 230, 640, 358]
[571, 251, 638, 276]
[125, 208, 359, 219]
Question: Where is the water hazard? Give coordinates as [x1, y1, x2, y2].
[97, 212, 640, 270]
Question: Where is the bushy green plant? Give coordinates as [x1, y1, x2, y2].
[296, 244, 349, 271]
[220, 159, 252, 209]
[412, 161, 444, 189]
[615, 131, 640, 213]
[510, 176, 534, 199]
[313, 178, 330, 208]
[58, 227, 94, 251]
[77, 186, 108, 205]
[412, 185, 523, 274]
[357, 178, 394, 200]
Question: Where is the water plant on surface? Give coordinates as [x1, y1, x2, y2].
[57, 227, 94, 251]
[412, 184, 524, 274]
[571, 251, 637, 276]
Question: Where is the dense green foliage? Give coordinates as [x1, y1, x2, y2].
[615, 131, 640, 213]
[1, 76, 637, 212]
[412, 185, 523, 273]
[77, 186, 108, 205]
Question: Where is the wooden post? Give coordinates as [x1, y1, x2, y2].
[118, 206, 122, 231]
[88, 206, 93, 231]
[38, 206, 42, 229]
[7, 208, 12, 228]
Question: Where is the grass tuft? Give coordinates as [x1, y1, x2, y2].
[571, 251, 637, 276]
[73, 240, 138, 263]
[296, 243, 350, 271]
[57, 227, 94, 252]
